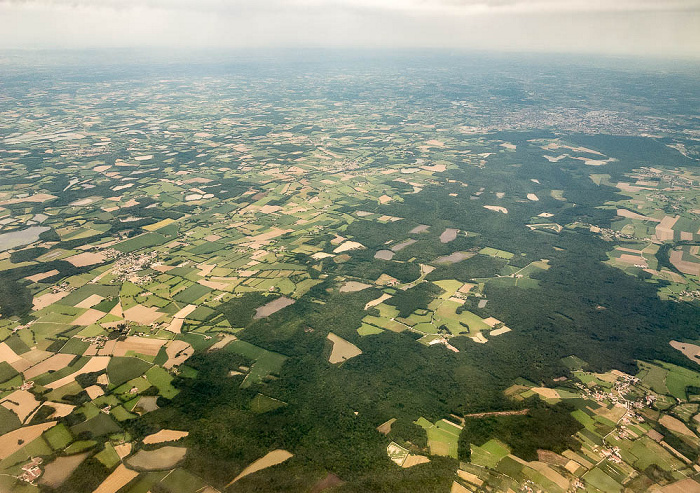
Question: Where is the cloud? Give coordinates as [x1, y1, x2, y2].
[0, 0, 698, 57]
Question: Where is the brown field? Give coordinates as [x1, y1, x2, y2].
[25, 269, 60, 283]
[377, 418, 396, 435]
[410, 225, 430, 234]
[528, 461, 569, 490]
[457, 470, 483, 486]
[0, 193, 56, 205]
[123, 304, 164, 325]
[670, 340, 700, 364]
[0, 422, 56, 459]
[655, 479, 700, 493]
[114, 443, 132, 459]
[93, 464, 139, 493]
[227, 449, 294, 486]
[532, 387, 560, 399]
[254, 296, 295, 319]
[439, 228, 459, 243]
[208, 334, 237, 352]
[434, 252, 473, 264]
[670, 249, 700, 276]
[483, 205, 508, 214]
[85, 385, 104, 399]
[198, 279, 230, 290]
[1, 389, 41, 422]
[166, 318, 184, 334]
[33, 290, 70, 310]
[136, 396, 159, 414]
[327, 333, 362, 364]
[143, 429, 189, 444]
[42, 401, 75, 419]
[163, 340, 194, 369]
[333, 241, 364, 253]
[125, 446, 187, 470]
[173, 304, 197, 319]
[402, 454, 430, 468]
[656, 215, 679, 241]
[65, 251, 107, 267]
[339, 281, 371, 293]
[46, 356, 110, 390]
[72, 308, 106, 326]
[365, 293, 392, 310]
[75, 294, 105, 309]
[112, 336, 167, 357]
[0, 341, 23, 366]
[451, 481, 470, 493]
[616, 209, 659, 222]
[40, 452, 90, 488]
[660, 415, 697, 438]
[374, 250, 395, 260]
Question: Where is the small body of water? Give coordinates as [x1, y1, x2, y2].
[0, 226, 50, 252]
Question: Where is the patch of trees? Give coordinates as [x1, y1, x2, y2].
[458, 400, 583, 461]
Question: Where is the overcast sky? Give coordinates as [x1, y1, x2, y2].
[0, 0, 699, 58]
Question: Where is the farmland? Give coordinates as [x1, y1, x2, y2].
[0, 52, 698, 492]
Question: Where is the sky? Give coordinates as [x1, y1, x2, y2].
[0, 0, 699, 58]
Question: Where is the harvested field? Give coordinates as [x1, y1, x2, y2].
[1, 389, 41, 422]
[40, 452, 89, 488]
[113, 336, 167, 357]
[617, 209, 659, 222]
[365, 293, 392, 310]
[227, 449, 293, 486]
[123, 305, 163, 325]
[72, 308, 105, 326]
[254, 296, 295, 319]
[327, 333, 362, 364]
[85, 385, 104, 399]
[656, 215, 679, 241]
[75, 294, 105, 309]
[126, 446, 187, 470]
[333, 241, 364, 253]
[25, 269, 60, 283]
[434, 252, 473, 264]
[440, 228, 459, 243]
[166, 318, 184, 334]
[340, 281, 371, 293]
[173, 304, 197, 319]
[65, 251, 107, 267]
[660, 415, 697, 437]
[163, 340, 194, 369]
[374, 250, 395, 260]
[42, 401, 75, 419]
[483, 205, 508, 214]
[410, 225, 430, 234]
[0, 421, 56, 459]
[490, 327, 512, 336]
[208, 334, 237, 352]
[33, 290, 70, 310]
[93, 464, 139, 493]
[670, 340, 700, 365]
[23, 353, 76, 380]
[403, 455, 430, 468]
[377, 418, 397, 435]
[136, 396, 159, 413]
[143, 429, 189, 444]
[670, 249, 700, 276]
[46, 356, 110, 390]
[532, 387, 560, 399]
[391, 239, 416, 252]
